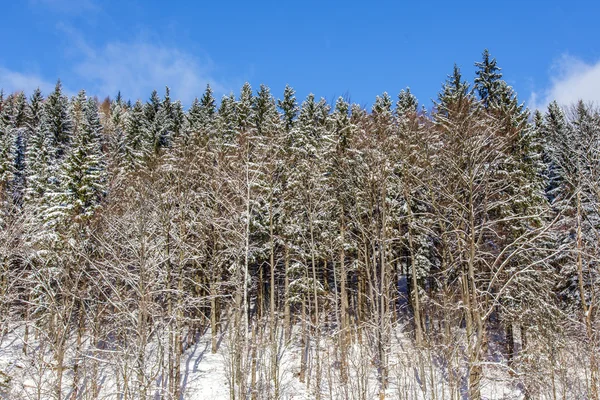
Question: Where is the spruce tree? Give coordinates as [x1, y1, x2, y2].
[278, 84, 299, 134]
[155, 86, 175, 149]
[253, 84, 279, 136]
[123, 100, 150, 171]
[24, 91, 51, 204]
[104, 93, 128, 174]
[55, 92, 106, 226]
[44, 80, 72, 160]
[435, 64, 470, 116]
[200, 84, 217, 119]
[474, 49, 503, 109]
[396, 87, 418, 118]
[0, 101, 16, 207]
[237, 82, 254, 133]
[187, 97, 203, 134]
[216, 93, 238, 143]
[186, 84, 216, 142]
[170, 98, 185, 141]
[11, 92, 28, 202]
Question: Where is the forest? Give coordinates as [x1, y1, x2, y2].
[0, 50, 598, 399]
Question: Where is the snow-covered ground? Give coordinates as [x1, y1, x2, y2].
[0, 322, 587, 399]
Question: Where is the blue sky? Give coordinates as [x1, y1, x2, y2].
[1, 0, 599, 110]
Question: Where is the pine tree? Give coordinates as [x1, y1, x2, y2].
[145, 89, 161, 122]
[372, 91, 393, 117]
[396, 87, 418, 118]
[54, 91, 106, 226]
[23, 91, 60, 246]
[278, 84, 299, 134]
[187, 97, 203, 134]
[216, 93, 238, 143]
[145, 87, 175, 152]
[433, 69, 492, 399]
[186, 84, 216, 143]
[26, 88, 46, 182]
[0, 100, 16, 209]
[285, 93, 331, 385]
[24, 91, 51, 204]
[253, 84, 279, 136]
[0, 92, 30, 206]
[237, 82, 254, 133]
[485, 72, 550, 366]
[474, 49, 503, 109]
[171, 99, 185, 140]
[144, 89, 163, 153]
[200, 84, 217, 120]
[28, 88, 45, 129]
[435, 64, 470, 116]
[104, 93, 128, 174]
[44, 80, 72, 160]
[10, 92, 28, 203]
[123, 100, 150, 171]
[327, 95, 356, 380]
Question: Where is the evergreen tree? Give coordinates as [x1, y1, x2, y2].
[396, 87, 418, 118]
[170, 97, 185, 141]
[55, 92, 106, 226]
[24, 91, 52, 204]
[474, 49, 503, 109]
[187, 97, 203, 134]
[216, 93, 238, 143]
[144, 89, 163, 153]
[157, 86, 175, 148]
[11, 92, 28, 202]
[332, 96, 351, 151]
[28, 88, 45, 129]
[0, 92, 29, 205]
[435, 64, 470, 116]
[542, 101, 571, 202]
[372, 92, 393, 116]
[253, 84, 279, 136]
[286, 93, 331, 308]
[237, 82, 254, 133]
[0, 101, 16, 203]
[145, 87, 175, 152]
[278, 84, 299, 134]
[200, 84, 217, 119]
[104, 93, 128, 174]
[123, 100, 150, 171]
[186, 84, 216, 141]
[44, 80, 72, 159]
[144, 89, 161, 123]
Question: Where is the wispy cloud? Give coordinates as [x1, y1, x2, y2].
[72, 40, 227, 104]
[1, 25, 232, 105]
[0, 67, 58, 96]
[530, 54, 600, 110]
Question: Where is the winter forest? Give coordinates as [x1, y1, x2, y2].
[0, 50, 598, 400]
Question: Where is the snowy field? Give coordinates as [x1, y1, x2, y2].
[0, 322, 542, 400]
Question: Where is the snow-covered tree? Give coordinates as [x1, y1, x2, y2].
[216, 93, 238, 143]
[53, 91, 106, 227]
[474, 49, 503, 109]
[122, 100, 150, 171]
[278, 84, 299, 135]
[44, 80, 72, 160]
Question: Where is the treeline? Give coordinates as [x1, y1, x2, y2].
[0, 50, 598, 399]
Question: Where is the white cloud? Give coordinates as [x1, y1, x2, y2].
[2, 24, 232, 105]
[530, 55, 600, 110]
[0, 67, 57, 96]
[72, 40, 226, 105]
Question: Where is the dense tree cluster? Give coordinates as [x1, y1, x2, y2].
[0, 50, 598, 399]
